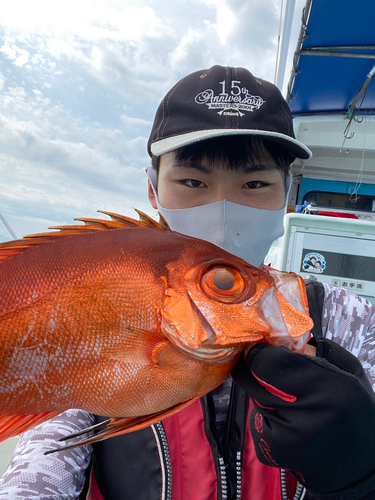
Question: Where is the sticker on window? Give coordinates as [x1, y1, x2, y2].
[302, 252, 326, 274]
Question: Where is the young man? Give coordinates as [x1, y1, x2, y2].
[1, 66, 375, 500]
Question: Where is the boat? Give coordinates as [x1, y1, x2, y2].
[267, 0, 375, 305]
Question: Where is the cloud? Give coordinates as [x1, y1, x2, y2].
[120, 115, 152, 128]
[0, 40, 30, 66]
[0, 76, 151, 238]
[1, 0, 281, 100]
[0, 0, 289, 240]
[202, 0, 236, 42]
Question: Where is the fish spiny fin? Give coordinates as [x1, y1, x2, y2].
[158, 213, 169, 229]
[0, 411, 62, 442]
[99, 209, 170, 230]
[134, 209, 170, 230]
[0, 237, 64, 262]
[45, 398, 198, 454]
[0, 209, 168, 262]
[97, 211, 149, 227]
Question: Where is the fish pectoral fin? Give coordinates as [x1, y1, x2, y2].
[102, 326, 169, 365]
[0, 411, 62, 442]
[44, 397, 198, 454]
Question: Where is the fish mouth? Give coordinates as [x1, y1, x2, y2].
[161, 315, 242, 363]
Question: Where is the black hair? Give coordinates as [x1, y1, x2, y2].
[151, 136, 292, 179]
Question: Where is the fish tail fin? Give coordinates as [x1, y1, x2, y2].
[0, 412, 62, 442]
[45, 397, 198, 454]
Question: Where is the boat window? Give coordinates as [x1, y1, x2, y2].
[303, 191, 375, 212]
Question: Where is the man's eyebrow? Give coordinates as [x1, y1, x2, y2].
[241, 164, 280, 174]
[170, 159, 280, 174]
[170, 160, 211, 174]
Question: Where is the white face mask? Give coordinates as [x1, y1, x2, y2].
[148, 167, 291, 267]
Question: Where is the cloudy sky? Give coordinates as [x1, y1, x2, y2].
[0, 0, 306, 241]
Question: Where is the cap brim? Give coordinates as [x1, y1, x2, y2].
[150, 129, 312, 160]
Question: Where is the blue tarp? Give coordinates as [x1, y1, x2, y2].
[287, 0, 375, 115]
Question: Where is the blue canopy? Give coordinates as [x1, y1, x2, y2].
[286, 0, 375, 116]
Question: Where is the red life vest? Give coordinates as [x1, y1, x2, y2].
[85, 397, 298, 500]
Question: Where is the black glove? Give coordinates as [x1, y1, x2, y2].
[231, 338, 375, 499]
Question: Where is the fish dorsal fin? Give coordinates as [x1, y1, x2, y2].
[99, 209, 169, 230]
[0, 236, 62, 262]
[0, 209, 170, 262]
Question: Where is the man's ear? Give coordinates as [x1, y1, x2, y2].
[148, 178, 158, 209]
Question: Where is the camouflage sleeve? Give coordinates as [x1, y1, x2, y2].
[0, 409, 94, 499]
[322, 284, 375, 390]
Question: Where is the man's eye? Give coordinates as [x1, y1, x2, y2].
[243, 180, 267, 189]
[184, 179, 206, 188]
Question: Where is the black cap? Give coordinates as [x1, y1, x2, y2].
[148, 65, 311, 161]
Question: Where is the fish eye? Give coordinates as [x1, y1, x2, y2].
[201, 266, 255, 303]
[213, 268, 236, 290]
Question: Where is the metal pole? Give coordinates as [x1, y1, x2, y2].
[275, 0, 296, 91]
[299, 49, 375, 59]
[0, 213, 17, 240]
[348, 63, 375, 113]
[285, 0, 313, 102]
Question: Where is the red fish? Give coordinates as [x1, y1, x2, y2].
[0, 211, 312, 448]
